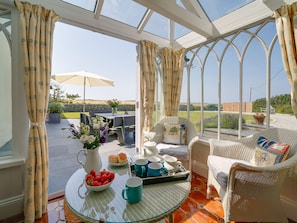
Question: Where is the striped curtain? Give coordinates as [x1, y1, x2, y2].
[139, 40, 158, 132]
[14, 0, 60, 222]
[275, 2, 297, 180]
[275, 2, 297, 119]
[161, 48, 185, 116]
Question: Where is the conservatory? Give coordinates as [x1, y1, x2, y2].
[0, 0, 297, 222]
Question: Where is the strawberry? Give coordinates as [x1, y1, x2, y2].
[101, 174, 108, 182]
[85, 174, 93, 181]
[86, 179, 93, 186]
[94, 175, 101, 182]
[103, 180, 109, 185]
[90, 170, 96, 176]
[108, 172, 115, 181]
[92, 181, 102, 186]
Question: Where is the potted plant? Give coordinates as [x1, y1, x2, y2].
[48, 102, 64, 123]
[253, 112, 265, 125]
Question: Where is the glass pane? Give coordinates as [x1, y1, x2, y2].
[62, 0, 97, 12]
[270, 41, 291, 115]
[175, 22, 191, 39]
[101, 0, 147, 28]
[198, 0, 254, 21]
[144, 12, 169, 39]
[0, 11, 12, 157]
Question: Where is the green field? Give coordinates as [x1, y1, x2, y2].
[61, 111, 258, 133]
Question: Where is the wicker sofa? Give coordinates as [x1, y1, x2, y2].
[144, 116, 198, 169]
[207, 128, 297, 223]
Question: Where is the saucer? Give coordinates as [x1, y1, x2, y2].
[164, 162, 177, 172]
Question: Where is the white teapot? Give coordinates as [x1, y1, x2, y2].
[143, 141, 158, 157]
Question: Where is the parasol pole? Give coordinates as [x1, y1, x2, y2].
[83, 76, 86, 112]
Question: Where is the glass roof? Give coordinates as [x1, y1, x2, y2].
[62, 0, 254, 41]
[55, 0, 284, 49]
[63, 0, 97, 12]
[198, 0, 255, 21]
[101, 0, 146, 28]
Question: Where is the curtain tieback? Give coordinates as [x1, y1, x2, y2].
[30, 122, 45, 127]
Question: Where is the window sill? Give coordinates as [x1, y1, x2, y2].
[0, 158, 25, 169]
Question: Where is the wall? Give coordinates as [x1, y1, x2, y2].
[223, 102, 252, 112]
[0, 4, 27, 220]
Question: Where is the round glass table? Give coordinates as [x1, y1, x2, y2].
[65, 156, 191, 223]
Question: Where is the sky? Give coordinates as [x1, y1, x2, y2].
[51, 22, 137, 102]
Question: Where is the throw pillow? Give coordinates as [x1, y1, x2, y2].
[251, 136, 290, 167]
[163, 123, 186, 145]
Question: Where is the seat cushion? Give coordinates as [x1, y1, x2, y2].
[163, 123, 186, 145]
[156, 143, 188, 160]
[207, 155, 251, 188]
[250, 136, 290, 167]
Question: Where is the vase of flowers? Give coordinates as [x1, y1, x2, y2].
[63, 117, 110, 173]
[107, 99, 120, 115]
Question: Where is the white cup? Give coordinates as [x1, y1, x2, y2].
[163, 155, 177, 165]
[163, 155, 181, 173]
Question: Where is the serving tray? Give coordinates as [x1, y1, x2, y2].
[128, 163, 190, 185]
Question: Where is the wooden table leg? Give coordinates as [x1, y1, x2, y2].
[168, 214, 173, 223]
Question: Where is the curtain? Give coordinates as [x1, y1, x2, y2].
[275, 2, 297, 180]
[14, 0, 60, 222]
[139, 40, 158, 132]
[161, 48, 185, 116]
[275, 2, 297, 118]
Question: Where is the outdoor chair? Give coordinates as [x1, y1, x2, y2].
[80, 112, 86, 124]
[124, 111, 135, 115]
[144, 116, 198, 169]
[122, 115, 135, 139]
[207, 128, 297, 223]
[109, 116, 124, 144]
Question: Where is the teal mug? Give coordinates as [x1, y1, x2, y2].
[147, 162, 167, 177]
[134, 159, 148, 177]
[122, 177, 143, 204]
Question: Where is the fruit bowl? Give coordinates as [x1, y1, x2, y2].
[85, 169, 115, 192]
[85, 179, 113, 191]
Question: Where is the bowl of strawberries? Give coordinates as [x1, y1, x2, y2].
[85, 169, 115, 192]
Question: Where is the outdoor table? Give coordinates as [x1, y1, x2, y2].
[94, 113, 135, 127]
[95, 113, 135, 144]
[64, 156, 191, 223]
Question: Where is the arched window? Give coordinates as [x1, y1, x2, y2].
[182, 19, 291, 140]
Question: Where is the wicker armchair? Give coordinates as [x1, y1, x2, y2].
[207, 128, 297, 223]
[144, 116, 198, 169]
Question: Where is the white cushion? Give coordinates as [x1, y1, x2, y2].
[250, 136, 290, 167]
[163, 123, 186, 145]
[207, 155, 251, 188]
[156, 143, 188, 160]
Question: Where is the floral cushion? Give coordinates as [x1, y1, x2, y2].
[163, 123, 186, 145]
[251, 136, 290, 167]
